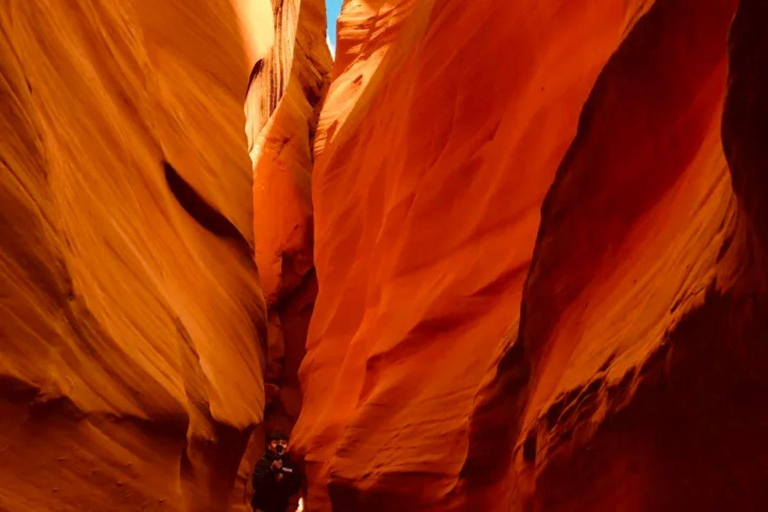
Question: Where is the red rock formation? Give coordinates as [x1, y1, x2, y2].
[0, 2, 272, 510]
[293, 0, 768, 510]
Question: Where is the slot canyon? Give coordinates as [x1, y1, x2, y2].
[1, 0, 767, 511]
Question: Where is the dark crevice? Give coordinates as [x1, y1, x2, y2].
[522, 431, 537, 464]
[163, 161, 251, 255]
[245, 58, 264, 97]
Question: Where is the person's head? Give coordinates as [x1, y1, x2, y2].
[267, 430, 289, 456]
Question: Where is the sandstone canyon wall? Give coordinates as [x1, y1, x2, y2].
[0, 1, 291, 510]
[3, 0, 768, 511]
[292, 0, 768, 510]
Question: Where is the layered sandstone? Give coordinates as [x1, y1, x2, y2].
[0, 2, 271, 511]
[293, 0, 768, 511]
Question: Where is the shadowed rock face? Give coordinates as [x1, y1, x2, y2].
[291, 0, 768, 510]
[0, 1, 271, 510]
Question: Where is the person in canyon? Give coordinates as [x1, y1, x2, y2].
[251, 431, 302, 512]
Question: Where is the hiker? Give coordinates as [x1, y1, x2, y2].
[251, 431, 302, 512]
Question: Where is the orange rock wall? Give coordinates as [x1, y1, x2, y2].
[0, 1, 272, 510]
[293, 0, 768, 510]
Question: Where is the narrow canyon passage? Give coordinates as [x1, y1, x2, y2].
[1, 1, 767, 512]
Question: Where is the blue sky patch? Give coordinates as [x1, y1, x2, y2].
[326, 0, 342, 53]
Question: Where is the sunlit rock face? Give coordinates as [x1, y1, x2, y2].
[292, 0, 768, 511]
[0, 2, 273, 510]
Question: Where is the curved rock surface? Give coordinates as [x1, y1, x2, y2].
[293, 0, 768, 510]
[0, 1, 273, 510]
